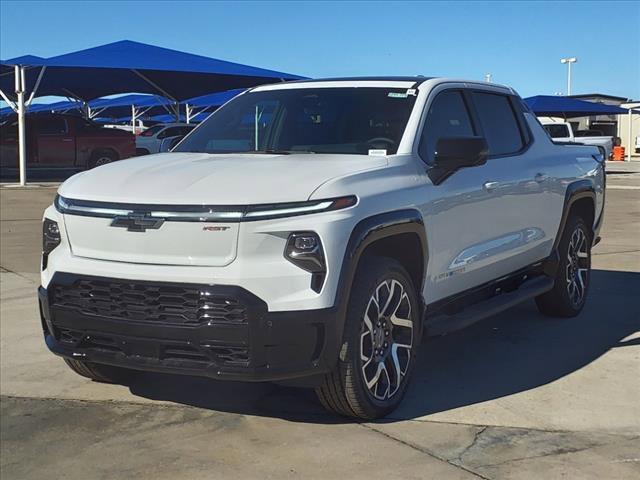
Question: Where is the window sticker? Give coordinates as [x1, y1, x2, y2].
[388, 92, 408, 98]
[368, 149, 388, 156]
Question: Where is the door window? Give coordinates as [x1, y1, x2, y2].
[37, 116, 68, 135]
[471, 92, 524, 155]
[419, 91, 475, 164]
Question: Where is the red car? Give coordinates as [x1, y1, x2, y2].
[0, 113, 136, 174]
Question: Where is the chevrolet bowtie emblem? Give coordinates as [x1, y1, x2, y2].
[111, 213, 165, 232]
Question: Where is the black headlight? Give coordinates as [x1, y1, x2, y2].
[285, 232, 326, 293]
[42, 218, 61, 270]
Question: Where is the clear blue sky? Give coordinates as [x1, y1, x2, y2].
[1, 0, 639, 101]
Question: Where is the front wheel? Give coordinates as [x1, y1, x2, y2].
[315, 257, 420, 419]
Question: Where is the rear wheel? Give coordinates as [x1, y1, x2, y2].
[536, 215, 592, 317]
[88, 150, 117, 169]
[315, 257, 419, 419]
[63, 358, 131, 384]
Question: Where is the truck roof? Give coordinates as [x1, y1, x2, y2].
[253, 76, 515, 94]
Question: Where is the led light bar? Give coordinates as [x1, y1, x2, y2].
[54, 195, 357, 222]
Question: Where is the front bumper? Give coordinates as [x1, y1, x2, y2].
[39, 272, 338, 382]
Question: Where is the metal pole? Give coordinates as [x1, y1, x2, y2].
[131, 105, 137, 134]
[567, 62, 571, 96]
[254, 105, 259, 150]
[186, 104, 191, 124]
[628, 108, 633, 162]
[174, 102, 180, 122]
[15, 66, 27, 186]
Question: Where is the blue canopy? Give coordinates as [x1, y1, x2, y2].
[88, 94, 173, 118]
[1, 99, 81, 116]
[4, 54, 46, 64]
[1, 40, 304, 101]
[525, 95, 631, 117]
[184, 88, 246, 108]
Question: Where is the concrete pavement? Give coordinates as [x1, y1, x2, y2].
[1, 174, 639, 479]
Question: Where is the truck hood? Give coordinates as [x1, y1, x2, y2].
[59, 152, 387, 204]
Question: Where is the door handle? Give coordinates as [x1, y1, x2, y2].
[534, 173, 549, 183]
[483, 181, 500, 192]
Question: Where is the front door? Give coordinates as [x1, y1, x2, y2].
[417, 87, 546, 304]
[35, 116, 75, 167]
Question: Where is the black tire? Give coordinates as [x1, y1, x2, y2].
[315, 257, 420, 419]
[63, 358, 131, 384]
[536, 215, 592, 317]
[88, 150, 117, 169]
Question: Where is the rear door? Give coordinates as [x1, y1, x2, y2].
[35, 116, 75, 166]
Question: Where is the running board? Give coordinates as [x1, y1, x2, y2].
[425, 276, 554, 336]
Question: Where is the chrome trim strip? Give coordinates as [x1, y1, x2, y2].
[244, 201, 333, 218]
[55, 195, 357, 222]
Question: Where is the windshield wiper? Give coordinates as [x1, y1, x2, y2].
[253, 149, 315, 155]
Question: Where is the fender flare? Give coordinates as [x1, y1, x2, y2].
[543, 179, 596, 277]
[323, 209, 428, 366]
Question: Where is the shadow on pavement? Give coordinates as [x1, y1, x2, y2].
[123, 269, 640, 423]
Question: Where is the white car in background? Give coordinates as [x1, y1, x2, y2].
[135, 123, 195, 155]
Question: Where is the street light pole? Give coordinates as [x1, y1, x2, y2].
[560, 57, 577, 95]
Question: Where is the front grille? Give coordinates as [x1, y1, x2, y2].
[53, 326, 250, 367]
[50, 278, 249, 325]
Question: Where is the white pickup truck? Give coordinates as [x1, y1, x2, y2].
[540, 119, 613, 159]
[39, 77, 606, 419]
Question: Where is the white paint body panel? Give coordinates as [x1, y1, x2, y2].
[43, 78, 605, 312]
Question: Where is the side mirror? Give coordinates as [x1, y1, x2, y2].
[434, 136, 489, 169]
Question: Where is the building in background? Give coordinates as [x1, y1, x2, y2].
[564, 94, 639, 158]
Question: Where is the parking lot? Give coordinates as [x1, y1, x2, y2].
[1, 166, 639, 480]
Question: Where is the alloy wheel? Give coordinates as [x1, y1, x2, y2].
[360, 279, 413, 401]
[566, 226, 589, 308]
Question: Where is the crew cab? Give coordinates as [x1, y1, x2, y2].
[539, 118, 613, 159]
[38, 78, 605, 419]
[0, 113, 136, 175]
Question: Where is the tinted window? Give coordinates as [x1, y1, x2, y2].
[472, 93, 523, 155]
[37, 117, 67, 135]
[140, 125, 164, 137]
[419, 91, 475, 164]
[175, 88, 417, 155]
[543, 124, 571, 138]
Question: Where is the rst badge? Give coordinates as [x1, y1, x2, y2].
[111, 213, 165, 232]
[202, 225, 230, 232]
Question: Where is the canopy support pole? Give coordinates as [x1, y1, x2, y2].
[628, 109, 633, 162]
[173, 102, 180, 122]
[131, 69, 178, 103]
[131, 105, 137, 134]
[186, 103, 191, 124]
[26, 66, 46, 107]
[15, 66, 27, 186]
[0, 88, 17, 111]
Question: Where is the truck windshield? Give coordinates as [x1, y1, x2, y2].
[175, 87, 417, 155]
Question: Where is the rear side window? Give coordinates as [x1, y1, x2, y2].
[419, 91, 475, 164]
[543, 124, 570, 138]
[472, 92, 524, 156]
[140, 125, 164, 137]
